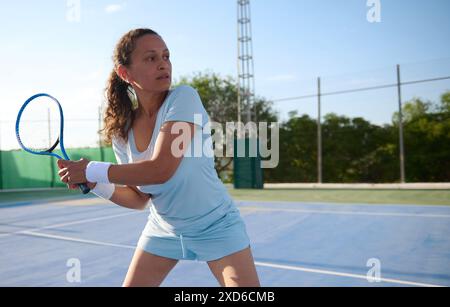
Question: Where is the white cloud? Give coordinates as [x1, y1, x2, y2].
[105, 4, 123, 13]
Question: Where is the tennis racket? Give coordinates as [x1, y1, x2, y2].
[15, 93, 91, 194]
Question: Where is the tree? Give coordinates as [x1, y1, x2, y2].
[392, 97, 432, 125]
[263, 113, 317, 182]
[390, 92, 450, 181]
[440, 91, 450, 113]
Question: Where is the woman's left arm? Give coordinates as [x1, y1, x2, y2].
[59, 121, 196, 186]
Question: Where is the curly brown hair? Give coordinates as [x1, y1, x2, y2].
[101, 28, 160, 145]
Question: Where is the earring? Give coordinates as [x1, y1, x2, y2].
[127, 86, 139, 111]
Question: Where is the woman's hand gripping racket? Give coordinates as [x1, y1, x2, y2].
[15, 93, 91, 194]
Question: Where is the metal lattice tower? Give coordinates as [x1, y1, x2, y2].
[237, 0, 256, 133]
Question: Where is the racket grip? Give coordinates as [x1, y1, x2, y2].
[78, 183, 91, 194]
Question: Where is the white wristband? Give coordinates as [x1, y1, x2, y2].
[90, 183, 115, 200]
[86, 161, 112, 184]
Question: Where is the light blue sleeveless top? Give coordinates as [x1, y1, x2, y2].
[111, 85, 236, 235]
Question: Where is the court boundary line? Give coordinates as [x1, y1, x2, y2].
[0, 194, 97, 209]
[239, 206, 450, 218]
[0, 210, 142, 238]
[13, 230, 446, 288]
[254, 262, 444, 287]
[235, 199, 450, 209]
[22, 231, 136, 250]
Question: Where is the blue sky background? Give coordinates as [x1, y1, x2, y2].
[1, 0, 450, 149]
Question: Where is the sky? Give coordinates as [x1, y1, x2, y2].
[1, 0, 450, 149]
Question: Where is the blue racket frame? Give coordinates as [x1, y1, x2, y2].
[15, 93, 91, 194]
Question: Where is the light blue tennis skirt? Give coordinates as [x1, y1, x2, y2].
[137, 208, 251, 261]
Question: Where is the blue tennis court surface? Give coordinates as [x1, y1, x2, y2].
[1, 196, 449, 287]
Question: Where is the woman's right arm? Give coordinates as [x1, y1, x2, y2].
[85, 182, 150, 211]
[110, 185, 150, 211]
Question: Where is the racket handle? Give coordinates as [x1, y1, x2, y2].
[78, 183, 91, 194]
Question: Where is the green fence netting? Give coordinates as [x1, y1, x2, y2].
[0, 147, 116, 190]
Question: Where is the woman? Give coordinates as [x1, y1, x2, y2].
[57, 28, 260, 287]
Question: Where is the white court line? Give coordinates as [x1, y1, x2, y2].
[21, 231, 136, 250]
[17, 230, 446, 288]
[239, 206, 450, 218]
[0, 211, 142, 238]
[237, 199, 450, 210]
[254, 262, 445, 288]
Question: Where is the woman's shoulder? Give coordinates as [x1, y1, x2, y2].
[173, 84, 196, 91]
[170, 84, 198, 96]
[167, 85, 203, 107]
[163, 85, 202, 110]
[164, 84, 207, 126]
